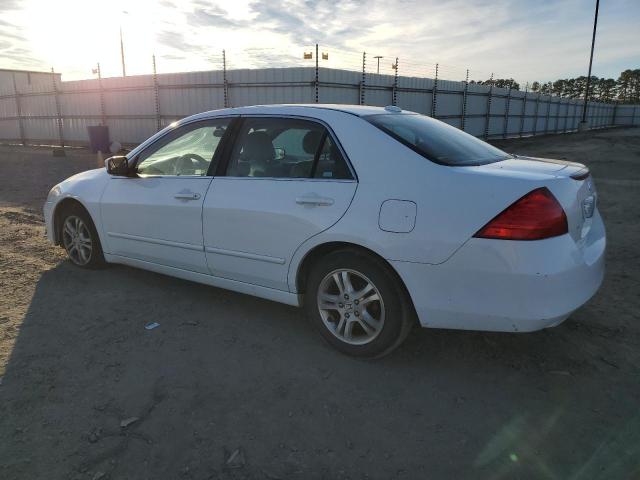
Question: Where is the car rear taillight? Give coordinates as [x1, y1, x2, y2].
[473, 187, 568, 240]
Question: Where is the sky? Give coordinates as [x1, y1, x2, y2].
[0, 0, 638, 84]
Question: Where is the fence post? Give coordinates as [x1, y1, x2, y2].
[519, 82, 528, 137]
[532, 92, 540, 136]
[544, 94, 551, 134]
[359, 51, 366, 105]
[502, 83, 512, 138]
[392, 57, 399, 106]
[223, 49, 229, 108]
[12, 73, 25, 146]
[611, 102, 617, 126]
[314, 43, 319, 103]
[430, 63, 438, 117]
[554, 97, 560, 133]
[573, 99, 579, 130]
[152, 55, 161, 131]
[612, 103, 616, 126]
[97, 63, 106, 127]
[461, 68, 469, 131]
[483, 73, 494, 140]
[599, 102, 602, 128]
[51, 67, 64, 150]
[632, 104, 637, 126]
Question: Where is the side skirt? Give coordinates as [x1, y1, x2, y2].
[104, 253, 302, 307]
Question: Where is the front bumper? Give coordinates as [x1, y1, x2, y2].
[43, 200, 56, 244]
[392, 211, 606, 332]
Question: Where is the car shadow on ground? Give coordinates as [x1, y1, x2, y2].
[1, 258, 638, 479]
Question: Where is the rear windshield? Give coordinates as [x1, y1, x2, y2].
[364, 113, 512, 166]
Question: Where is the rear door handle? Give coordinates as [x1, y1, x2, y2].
[296, 195, 334, 207]
[174, 192, 201, 200]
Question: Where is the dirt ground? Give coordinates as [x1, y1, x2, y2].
[0, 128, 639, 480]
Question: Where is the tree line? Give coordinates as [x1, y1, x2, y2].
[469, 69, 639, 103]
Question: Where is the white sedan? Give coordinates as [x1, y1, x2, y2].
[44, 104, 605, 357]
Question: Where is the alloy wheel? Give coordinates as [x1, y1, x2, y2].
[317, 268, 385, 345]
[62, 215, 93, 266]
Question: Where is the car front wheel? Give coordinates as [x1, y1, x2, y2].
[59, 205, 105, 268]
[305, 249, 414, 358]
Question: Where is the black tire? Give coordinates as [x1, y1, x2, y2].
[304, 248, 415, 358]
[58, 203, 106, 269]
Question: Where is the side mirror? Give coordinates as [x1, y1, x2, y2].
[105, 156, 130, 176]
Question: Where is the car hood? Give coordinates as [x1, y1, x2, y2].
[54, 167, 110, 199]
[61, 167, 108, 185]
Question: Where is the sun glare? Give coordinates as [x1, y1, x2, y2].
[20, 0, 161, 78]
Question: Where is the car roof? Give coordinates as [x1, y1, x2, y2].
[128, 104, 416, 161]
[188, 104, 412, 121]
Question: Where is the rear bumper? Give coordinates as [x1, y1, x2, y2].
[392, 211, 605, 332]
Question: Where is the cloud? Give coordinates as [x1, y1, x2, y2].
[186, 4, 246, 28]
[247, 0, 372, 48]
[0, 0, 637, 83]
[156, 30, 186, 47]
[160, 53, 187, 61]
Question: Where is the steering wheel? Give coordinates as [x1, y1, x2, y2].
[174, 153, 209, 175]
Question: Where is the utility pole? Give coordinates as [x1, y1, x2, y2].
[120, 26, 126, 77]
[579, 0, 599, 130]
[374, 55, 383, 74]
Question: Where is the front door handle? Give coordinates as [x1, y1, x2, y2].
[174, 192, 201, 200]
[296, 195, 334, 207]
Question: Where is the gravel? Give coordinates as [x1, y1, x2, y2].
[1, 128, 639, 479]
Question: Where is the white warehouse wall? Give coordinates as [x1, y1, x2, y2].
[0, 66, 636, 147]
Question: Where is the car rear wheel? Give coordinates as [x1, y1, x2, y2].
[305, 249, 414, 358]
[59, 204, 105, 269]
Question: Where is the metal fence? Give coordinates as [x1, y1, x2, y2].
[0, 63, 637, 148]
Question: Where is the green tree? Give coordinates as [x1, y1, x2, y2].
[616, 69, 640, 103]
[596, 78, 617, 102]
[478, 68, 639, 103]
[552, 79, 567, 96]
[475, 78, 520, 91]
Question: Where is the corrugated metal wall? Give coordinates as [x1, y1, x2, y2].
[0, 66, 637, 147]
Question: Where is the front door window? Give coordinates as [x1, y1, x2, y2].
[136, 119, 230, 176]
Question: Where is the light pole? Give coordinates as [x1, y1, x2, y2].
[120, 10, 129, 77]
[579, 0, 599, 130]
[374, 55, 383, 74]
[120, 26, 126, 77]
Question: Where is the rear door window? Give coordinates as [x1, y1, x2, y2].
[225, 117, 353, 180]
[313, 135, 352, 180]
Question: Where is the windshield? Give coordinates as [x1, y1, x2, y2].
[365, 113, 512, 166]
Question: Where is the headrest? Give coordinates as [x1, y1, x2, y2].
[242, 131, 274, 163]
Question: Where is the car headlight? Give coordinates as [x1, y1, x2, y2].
[47, 185, 62, 201]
